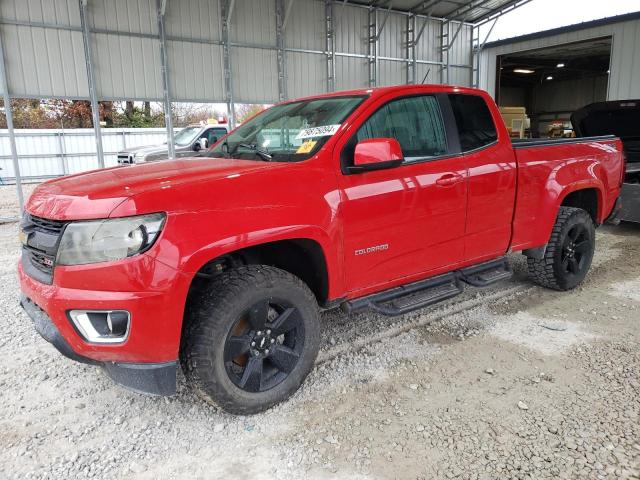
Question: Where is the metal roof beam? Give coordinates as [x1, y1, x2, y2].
[442, 0, 494, 21]
[473, 0, 533, 25]
[409, 0, 445, 15]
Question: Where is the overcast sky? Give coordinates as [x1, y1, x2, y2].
[481, 0, 640, 42]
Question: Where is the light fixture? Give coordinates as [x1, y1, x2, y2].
[556, 63, 565, 68]
[513, 69, 534, 74]
[546, 76, 553, 80]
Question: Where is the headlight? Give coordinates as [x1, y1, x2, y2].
[56, 213, 166, 266]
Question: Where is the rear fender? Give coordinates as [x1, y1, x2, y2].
[522, 160, 605, 251]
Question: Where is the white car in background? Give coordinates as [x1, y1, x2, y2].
[117, 124, 230, 164]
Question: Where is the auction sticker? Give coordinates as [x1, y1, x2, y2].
[295, 124, 341, 140]
[296, 140, 317, 154]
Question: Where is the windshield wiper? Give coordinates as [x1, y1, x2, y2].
[237, 143, 272, 161]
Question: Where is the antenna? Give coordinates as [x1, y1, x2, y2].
[421, 68, 431, 84]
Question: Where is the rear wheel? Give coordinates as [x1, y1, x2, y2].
[181, 265, 320, 414]
[527, 206, 595, 291]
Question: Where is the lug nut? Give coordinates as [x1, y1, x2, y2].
[271, 338, 275, 343]
[257, 331, 262, 335]
[266, 329, 271, 335]
[251, 341, 256, 347]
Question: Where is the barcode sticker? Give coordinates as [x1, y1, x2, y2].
[295, 124, 341, 140]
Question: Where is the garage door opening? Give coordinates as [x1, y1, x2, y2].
[495, 37, 612, 139]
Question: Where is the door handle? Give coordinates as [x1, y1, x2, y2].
[435, 173, 463, 186]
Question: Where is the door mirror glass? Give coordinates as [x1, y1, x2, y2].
[350, 138, 403, 173]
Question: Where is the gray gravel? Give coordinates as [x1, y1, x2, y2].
[0, 213, 638, 479]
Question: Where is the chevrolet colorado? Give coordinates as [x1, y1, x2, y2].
[19, 85, 624, 414]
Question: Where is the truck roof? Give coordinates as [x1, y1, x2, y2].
[279, 84, 486, 105]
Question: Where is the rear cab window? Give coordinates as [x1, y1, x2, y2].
[448, 94, 498, 152]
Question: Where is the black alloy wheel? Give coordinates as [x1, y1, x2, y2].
[181, 265, 320, 414]
[560, 223, 590, 277]
[224, 299, 304, 393]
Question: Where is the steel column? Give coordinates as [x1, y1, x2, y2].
[222, 0, 236, 127]
[472, 17, 497, 88]
[156, 0, 175, 159]
[406, 14, 416, 84]
[79, 0, 105, 169]
[439, 20, 447, 83]
[325, 0, 335, 92]
[0, 22, 23, 210]
[275, 0, 287, 102]
[367, 6, 378, 87]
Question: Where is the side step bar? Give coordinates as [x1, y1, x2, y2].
[344, 257, 513, 317]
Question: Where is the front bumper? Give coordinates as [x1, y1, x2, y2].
[20, 295, 177, 395]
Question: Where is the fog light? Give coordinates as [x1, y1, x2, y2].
[68, 310, 131, 344]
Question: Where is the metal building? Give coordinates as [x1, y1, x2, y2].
[477, 12, 640, 136]
[0, 0, 532, 212]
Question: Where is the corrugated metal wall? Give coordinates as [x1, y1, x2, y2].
[478, 16, 640, 102]
[0, 0, 474, 103]
[0, 128, 177, 179]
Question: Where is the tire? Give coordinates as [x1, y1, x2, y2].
[180, 265, 320, 414]
[526, 206, 596, 291]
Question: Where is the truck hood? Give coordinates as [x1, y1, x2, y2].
[26, 158, 275, 220]
[118, 144, 169, 156]
[571, 100, 640, 164]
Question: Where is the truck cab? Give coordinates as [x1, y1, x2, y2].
[117, 124, 229, 165]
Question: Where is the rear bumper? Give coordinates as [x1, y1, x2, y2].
[20, 295, 177, 395]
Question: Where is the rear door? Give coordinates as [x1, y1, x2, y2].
[448, 93, 517, 262]
[337, 93, 468, 294]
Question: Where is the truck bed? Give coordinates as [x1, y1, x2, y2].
[509, 135, 624, 251]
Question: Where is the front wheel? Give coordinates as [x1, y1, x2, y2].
[526, 206, 596, 291]
[180, 265, 320, 414]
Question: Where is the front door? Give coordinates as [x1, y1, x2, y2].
[338, 94, 468, 295]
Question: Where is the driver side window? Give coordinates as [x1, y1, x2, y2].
[356, 95, 447, 162]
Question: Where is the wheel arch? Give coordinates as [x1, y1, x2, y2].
[558, 185, 603, 225]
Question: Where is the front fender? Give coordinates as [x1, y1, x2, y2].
[150, 222, 344, 300]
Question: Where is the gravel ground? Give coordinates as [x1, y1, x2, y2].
[0, 212, 638, 479]
[0, 185, 37, 220]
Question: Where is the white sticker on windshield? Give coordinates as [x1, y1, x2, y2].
[295, 124, 341, 140]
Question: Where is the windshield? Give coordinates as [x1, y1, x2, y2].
[174, 127, 201, 146]
[207, 96, 366, 162]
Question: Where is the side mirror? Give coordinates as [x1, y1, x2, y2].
[194, 138, 208, 151]
[349, 138, 403, 173]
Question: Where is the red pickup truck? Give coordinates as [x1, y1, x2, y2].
[19, 85, 624, 414]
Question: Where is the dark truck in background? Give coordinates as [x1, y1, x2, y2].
[572, 100, 640, 223]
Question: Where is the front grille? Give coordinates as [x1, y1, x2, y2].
[29, 215, 66, 235]
[117, 154, 133, 164]
[21, 214, 67, 284]
[24, 247, 55, 275]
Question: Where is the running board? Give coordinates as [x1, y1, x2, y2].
[458, 257, 513, 287]
[344, 257, 513, 317]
